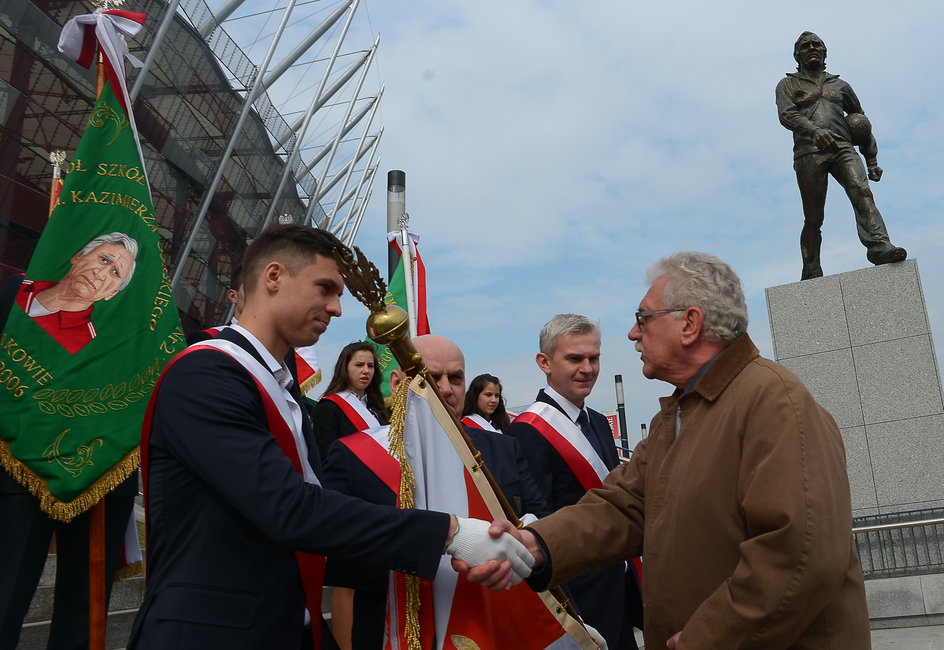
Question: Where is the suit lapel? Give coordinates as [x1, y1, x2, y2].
[217, 328, 320, 471]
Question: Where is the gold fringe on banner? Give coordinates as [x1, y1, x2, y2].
[114, 560, 143, 581]
[0, 440, 139, 522]
[297, 369, 322, 397]
[386, 376, 422, 650]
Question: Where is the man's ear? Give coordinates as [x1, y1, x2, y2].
[679, 307, 705, 347]
[389, 369, 406, 394]
[261, 262, 283, 294]
[535, 352, 551, 375]
[102, 290, 120, 301]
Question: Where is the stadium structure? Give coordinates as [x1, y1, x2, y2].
[0, 0, 382, 332]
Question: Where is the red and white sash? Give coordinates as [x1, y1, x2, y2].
[338, 426, 397, 493]
[141, 341, 325, 648]
[460, 413, 500, 432]
[322, 390, 380, 432]
[513, 403, 609, 492]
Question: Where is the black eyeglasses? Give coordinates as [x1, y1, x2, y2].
[634, 308, 686, 329]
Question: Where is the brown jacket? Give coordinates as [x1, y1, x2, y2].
[529, 334, 870, 649]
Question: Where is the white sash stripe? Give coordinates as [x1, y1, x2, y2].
[197, 339, 319, 485]
[523, 402, 609, 485]
[335, 390, 381, 429]
[463, 413, 500, 432]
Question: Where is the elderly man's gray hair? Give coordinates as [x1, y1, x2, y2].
[79, 231, 138, 292]
[646, 252, 748, 342]
[539, 314, 600, 356]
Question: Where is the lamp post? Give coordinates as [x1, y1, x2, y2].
[386, 170, 405, 280]
[615, 374, 629, 458]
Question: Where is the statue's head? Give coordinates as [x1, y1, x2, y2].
[793, 31, 826, 71]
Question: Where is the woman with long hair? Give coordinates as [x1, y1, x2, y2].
[312, 341, 390, 462]
[461, 373, 511, 432]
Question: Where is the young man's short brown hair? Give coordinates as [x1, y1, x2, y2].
[242, 225, 347, 295]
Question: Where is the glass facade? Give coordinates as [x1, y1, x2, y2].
[0, 0, 327, 332]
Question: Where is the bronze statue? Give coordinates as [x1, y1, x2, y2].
[776, 31, 906, 280]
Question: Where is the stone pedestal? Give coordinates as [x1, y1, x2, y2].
[765, 260, 944, 516]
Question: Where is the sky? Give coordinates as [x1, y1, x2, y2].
[205, 0, 944, 446]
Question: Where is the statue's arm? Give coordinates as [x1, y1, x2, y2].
[842, 81, 882, 179]
[775, 78, 820, 137]
[776, 78, 838, 151]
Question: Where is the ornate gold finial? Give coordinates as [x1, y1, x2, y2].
[92, 0, 125, 10]
[49, 150, 66, 167]
[334, 245, 423, 375]
[335, 245, 387, 313]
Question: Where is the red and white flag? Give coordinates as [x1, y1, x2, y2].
[384, 382, 597, 650]
[295, 343, 322, 399]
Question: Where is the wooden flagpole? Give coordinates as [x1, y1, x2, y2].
[88, 35, 109, 650]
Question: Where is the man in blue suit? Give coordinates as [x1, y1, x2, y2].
[506, 313, 643, 649]
[128, 225, 533, 649]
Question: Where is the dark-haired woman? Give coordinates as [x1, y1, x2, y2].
[312, 342, 390, 462]
[461, 373, 511, 432]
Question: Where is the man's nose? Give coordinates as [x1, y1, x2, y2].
[437, 377, 452, 397]
[327, 295, 342, 317]
[628, 323, 641, 340]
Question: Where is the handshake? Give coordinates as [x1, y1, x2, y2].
[443, 517, 544, 590]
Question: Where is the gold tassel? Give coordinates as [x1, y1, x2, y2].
[386, 378, 422, 650]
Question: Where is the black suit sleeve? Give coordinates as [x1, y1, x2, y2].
[321, 442, 394, 589]
[153, 350, 449, 578]
[506, 420, 584, 512]
[311, 398, 357, 462]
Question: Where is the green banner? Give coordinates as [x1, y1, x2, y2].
[371, 255, 408, 398]
[0, 84, 184, 521]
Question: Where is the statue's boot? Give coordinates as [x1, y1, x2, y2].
[867, 246, 907, 266]
[801, 263, 823, 281]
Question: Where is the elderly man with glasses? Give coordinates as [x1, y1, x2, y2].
[463, 251, 870, 650]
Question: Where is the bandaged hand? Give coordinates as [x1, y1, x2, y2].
[444, 517, 534, 583]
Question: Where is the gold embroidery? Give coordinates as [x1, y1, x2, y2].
[88, 103, 129, 146]
[450, 635, 480, 650]
[43, 429, 104, 478]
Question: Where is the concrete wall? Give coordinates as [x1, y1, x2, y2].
[765, 260, 944, 516]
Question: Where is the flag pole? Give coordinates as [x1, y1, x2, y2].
[398, 217, 418, 339]
[88, 5, 118, 647]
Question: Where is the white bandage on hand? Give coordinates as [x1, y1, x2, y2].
[444, 517, 535, 582]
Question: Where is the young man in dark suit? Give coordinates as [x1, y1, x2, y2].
[506, 313, 643, 650]
[129, 225, 533, 650]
